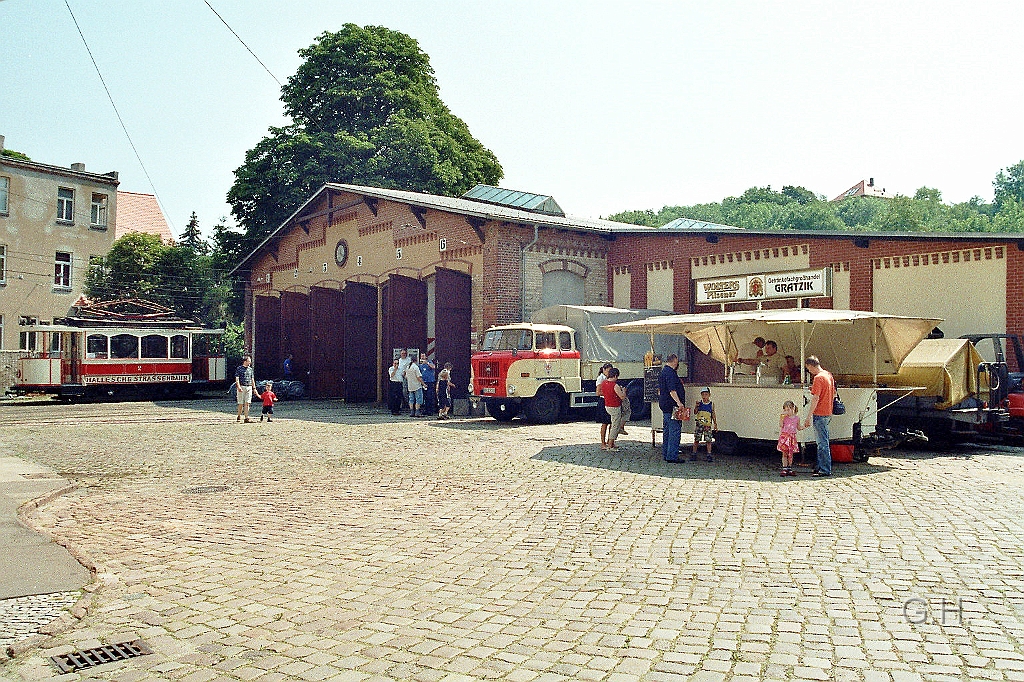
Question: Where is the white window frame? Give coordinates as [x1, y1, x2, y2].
[0, 314, 4, 350]
[57, 187, 74, 223]
[54, 251, 72, 289]
[0, 244, 6, 284]
[20, 331, 38, 352]
[0, 176, 9, 215]
[19, 317, 38, 352]
[90, 193, 108, 228]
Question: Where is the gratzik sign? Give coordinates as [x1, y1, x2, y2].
[696, 268, 832, 304]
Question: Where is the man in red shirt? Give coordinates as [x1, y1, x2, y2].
[802, 355, 835, 477]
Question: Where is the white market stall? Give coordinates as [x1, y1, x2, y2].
[604, 309, 940, 455]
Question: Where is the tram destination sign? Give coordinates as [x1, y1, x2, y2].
[83, 374, 191, 384]
[695, 267, 832, 305]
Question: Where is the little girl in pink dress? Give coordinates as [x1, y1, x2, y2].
[777, 400, 803, 476]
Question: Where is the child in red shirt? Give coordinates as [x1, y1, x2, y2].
[259, 381, 278, 422]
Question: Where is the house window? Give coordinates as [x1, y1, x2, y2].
[0, 176, 9, 215]
[90, 193, 108, 228]
[0, 244, 6, 284]
[57, 187, 74, 223]
[54, 251, 72, 289]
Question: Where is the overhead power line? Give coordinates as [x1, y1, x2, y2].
[202, 0, 282, 86]
[63, 0, 176, 236]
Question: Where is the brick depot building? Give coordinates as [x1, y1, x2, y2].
[234, 183, 1024, 400]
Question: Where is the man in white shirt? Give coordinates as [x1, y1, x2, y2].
[761, 340, 787, 382]
[404, 359, 425, 417]
[397, 349, 412, 410]
[735, 337, 766, 374]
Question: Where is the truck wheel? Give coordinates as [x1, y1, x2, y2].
[486, 399, 519, 422]
[712, 431, 739, 456]
[525, 389, 561, 424]
[626, 380, 650, 420]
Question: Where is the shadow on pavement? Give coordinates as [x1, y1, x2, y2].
[531, 440, 893, 481]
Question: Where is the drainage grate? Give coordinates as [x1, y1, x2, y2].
[51, 639, 153, 673]
[183, 485, 230, 494]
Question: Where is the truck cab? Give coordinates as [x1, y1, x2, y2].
[471, 324, 582, 423]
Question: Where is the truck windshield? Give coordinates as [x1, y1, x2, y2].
[482, 329, 533, 351]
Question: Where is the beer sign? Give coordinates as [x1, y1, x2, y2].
[696, 268, 832, 304]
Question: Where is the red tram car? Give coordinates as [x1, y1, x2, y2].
[13, 300, 226, 399]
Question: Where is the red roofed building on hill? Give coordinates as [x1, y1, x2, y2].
[832, 178, 890, 202]
[115, 191, 172, 242]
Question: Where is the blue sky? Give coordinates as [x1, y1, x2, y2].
[3, 1, 1023, 238]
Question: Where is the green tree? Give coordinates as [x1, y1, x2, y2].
[86, 233, 233, 325]
[736, 186, 790, 205]
[993, 196, 1024, 232]
[994, 160, 1024, 211]
[228, 24, 503, 255]
[87, 232, 165, 300]
[781, 185, 817, 205]
[180, 211, 208, 255]
[605, 209, 659, 226]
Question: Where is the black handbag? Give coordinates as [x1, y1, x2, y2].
[832, 379, 846, 416]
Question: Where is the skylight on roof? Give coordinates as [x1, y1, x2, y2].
[462, 184, 565, 216]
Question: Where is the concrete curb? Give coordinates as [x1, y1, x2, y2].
[4, 481, 104, 662]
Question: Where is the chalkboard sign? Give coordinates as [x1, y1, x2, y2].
[644, 365, 661, 402]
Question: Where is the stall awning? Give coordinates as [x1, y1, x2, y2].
[604, 309, 941, 376]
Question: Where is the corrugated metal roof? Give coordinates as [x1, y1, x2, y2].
[462, 184, 565, 216]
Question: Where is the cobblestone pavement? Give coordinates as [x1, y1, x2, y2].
[1, 398, 1023, 681]
[0, 592, 81, 648]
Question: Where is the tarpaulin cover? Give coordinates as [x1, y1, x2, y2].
[603, 308, 941, 377]
[848, 338, 983, 409]
[530, 306, 688, 363]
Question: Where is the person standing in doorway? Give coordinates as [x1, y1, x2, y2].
[387, 359, 404, 415]
[282, 353, 294, 379]
[234, 356, 256, 423]
[436, 362, 455, 419]
[419, 355, 437, 417]
[658, 354, 686, 463]
[803, 355, 835, 477]
[397, 349, 412, 410]
[405, 358, 426, 417]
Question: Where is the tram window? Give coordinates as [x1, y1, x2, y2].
[170, 335, 189, 359]
[87, 334, 108, 359]
[50, 334, 62, 352]
[141, 334, 168, 359]
[559, 332, 572, 350]
[110, 334, 139, 359]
